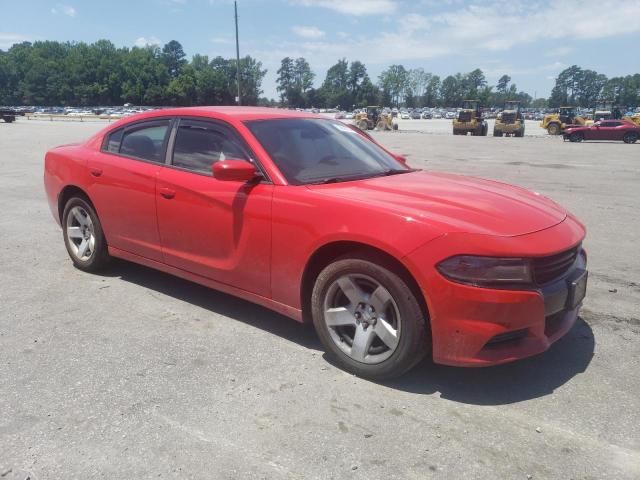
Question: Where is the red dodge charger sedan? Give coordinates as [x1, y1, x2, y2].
[44, 107, 588, 379]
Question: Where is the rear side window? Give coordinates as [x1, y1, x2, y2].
[120, 122, 170, 163]
[104, 128, 123, 153]
[172, 119, 250, 175]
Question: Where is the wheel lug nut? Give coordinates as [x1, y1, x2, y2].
[355, 312, 361, 319]
[368, 306, 375, 313]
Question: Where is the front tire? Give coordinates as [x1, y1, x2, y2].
[569, 132, 584, 143]
[548, 123, 561, 135]
[62, 197, 110, 272]
[623, 132, 638, 144]
[311, 256, 429, 379]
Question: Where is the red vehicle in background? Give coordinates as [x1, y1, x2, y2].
[44, 107, 588, 379]
[563, 120, 640, 143]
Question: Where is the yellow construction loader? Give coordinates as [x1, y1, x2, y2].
[452, 100, 488, 136]
[540, 106, 587, 135]
[493, 101, 525, 137]
[354, 106, 398, 131]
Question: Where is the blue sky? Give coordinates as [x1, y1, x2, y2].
[2, 0, 639, 100]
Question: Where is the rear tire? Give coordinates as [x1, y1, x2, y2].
[62, 197, 111, 272]
[623, 132, 638, 144]
[493, 129, 503, 137]
[311, 256, 429, 380]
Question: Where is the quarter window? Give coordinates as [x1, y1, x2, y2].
[104, 128, 123, 153]
[171, 120, 250, 175]
[120, 122, 170, 163]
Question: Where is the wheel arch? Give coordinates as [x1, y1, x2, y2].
[300, 241, 430, 327]
[58, 185, 94, 223]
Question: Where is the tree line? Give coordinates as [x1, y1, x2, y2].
[549, 65, 640, 108]
[1, 39, 638, 109]
[0, 39, 267, 106]
[277, 58, 534, 110]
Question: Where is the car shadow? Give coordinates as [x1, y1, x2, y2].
[99, 260, 595, 406]
[377, 317, 595, 405]
[102, 259, 321, 351]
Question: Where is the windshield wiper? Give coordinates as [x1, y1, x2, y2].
[382, 168, 414, 176]
[308, 169, 415, 185]
[311, 177, 344, 184]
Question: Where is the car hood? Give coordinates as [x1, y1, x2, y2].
[307, 170, 567, 237]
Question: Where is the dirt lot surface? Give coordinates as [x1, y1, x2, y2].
[1, 118, 639, 479]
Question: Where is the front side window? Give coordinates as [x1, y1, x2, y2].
[245, 118, 408, 185]
[120, 122, 170, 163]
[172, 119, 250, 175]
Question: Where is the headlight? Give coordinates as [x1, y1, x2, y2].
[437, 256, 532, 287]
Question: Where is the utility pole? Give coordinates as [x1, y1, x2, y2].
[234, 0, 241, 106]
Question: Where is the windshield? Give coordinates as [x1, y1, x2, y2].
[458, 111, 472, 122]
[245, 118, 408, 185]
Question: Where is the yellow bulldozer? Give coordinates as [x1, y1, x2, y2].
[493, 100, 525, 137]
[540, 106, 587, 135]
[354, 106, 398, 131]
[452, 100, 488, 136]
[624, 113, 640, 126]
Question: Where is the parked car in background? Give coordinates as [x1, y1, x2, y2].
[563, 120, 639, 143]
[421, 111, 432, 119]
[400, 112, 410, 119]
[410, 111, 422, 119]
[44, 107, 588, 379]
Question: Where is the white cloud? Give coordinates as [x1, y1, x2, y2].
[135, 36, 162, 47]
[0, 33, 32, 50]
[292, 26, 326, 39]
[51, 4, 76, 17]
[291, 0, 396, 16]
[277, 0, 640, 66]
[426, 0, 640, 51]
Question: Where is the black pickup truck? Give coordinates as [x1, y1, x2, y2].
[0, 109, 24, 123]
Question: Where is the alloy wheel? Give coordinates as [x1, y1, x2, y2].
[65, 206, 96, 261]
[323, 274, 401, 364]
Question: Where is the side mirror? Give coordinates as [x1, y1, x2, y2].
[213, 159, 259, 182]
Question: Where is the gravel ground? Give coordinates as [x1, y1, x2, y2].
[1, 118, 639, 480]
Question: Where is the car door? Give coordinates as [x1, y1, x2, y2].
[156, 118, 273, 297]
[86, 119, 171, 261]
[609, 122, 626, 141]
[591, 121, 618, 140]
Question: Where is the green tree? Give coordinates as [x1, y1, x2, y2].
[162, 40, 187, 78]
[378, 64, 409, 106]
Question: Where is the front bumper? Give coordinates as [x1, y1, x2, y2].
[496, 123, 523, 133]
[404, 218, 587, 367]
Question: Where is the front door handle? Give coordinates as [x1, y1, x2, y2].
[159, 187, 176, 199]
[89, 167, 102, 177]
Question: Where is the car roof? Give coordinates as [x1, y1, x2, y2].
[116, 106, 323, 123]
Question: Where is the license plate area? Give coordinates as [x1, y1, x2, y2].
[567, 270, 588, 309]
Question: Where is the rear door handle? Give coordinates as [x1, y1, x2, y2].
[89, 167, 102, 177]
[159, 187, 176, 199]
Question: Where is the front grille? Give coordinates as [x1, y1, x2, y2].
[533, 246, 579, 285]
[501, 113, 516, 123]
